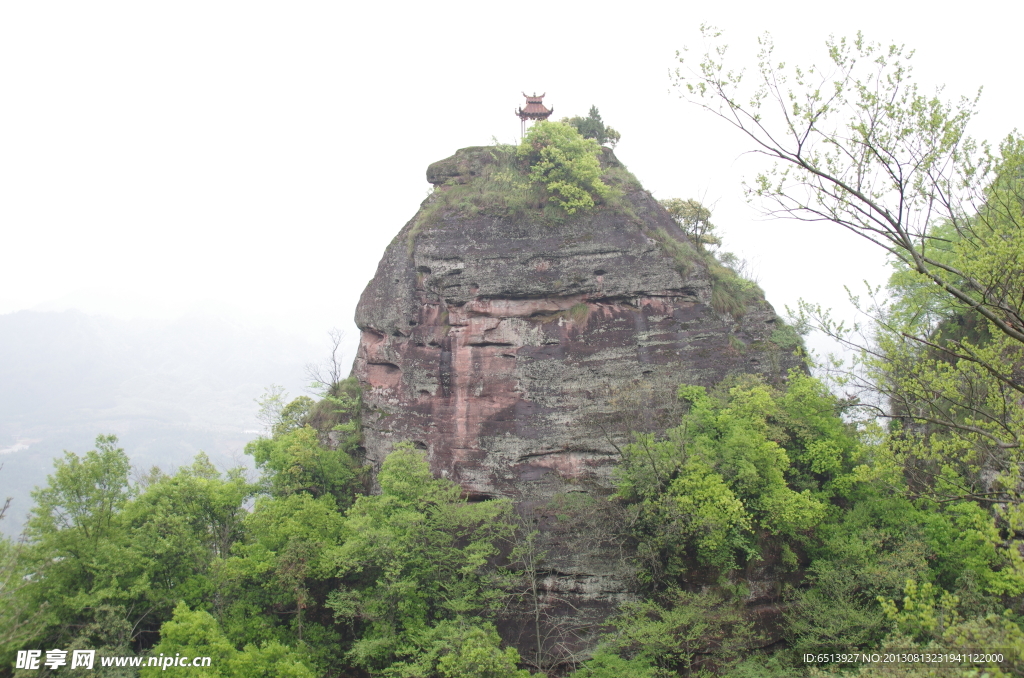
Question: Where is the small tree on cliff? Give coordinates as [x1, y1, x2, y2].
[563, 106, 621, 148]
[518, 121, 612, 214]
[658, 197, 721, 251]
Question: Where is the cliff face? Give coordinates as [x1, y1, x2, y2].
[353, 146, 801, 662]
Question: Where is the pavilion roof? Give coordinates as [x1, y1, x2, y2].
[516, 92, 553, 121]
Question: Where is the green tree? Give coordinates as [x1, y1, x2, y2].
[304, 375, 362, 452]
[15, 439, 256, 662]
[794, 146, 1024, 600]
[0, 503, 45, 669]
[658, 198, 720, 250]
[326, 443, 516, 673]
[384, 620, 533, 678]
[563, 106, 621, 148]
[576, 590, 755, 677]
[120, 454, 252, 627]
[19, 436, 144, 653]
[275, 396, 315, 437]
[518, 121, 612, 214]
[129, 453, 250, 560]
[245, 425, 357, 506]
[141, 603, 314, 678]
[218, 492, 347, 660]
[28, 435, 132, 543]
[570, 651, 664, 678]
[817, 143, 1024, 506]
[673, 28, 1024, 432]
[784, 496, 931, 657]
[817, 580, 1024, 677]
[254, 385, 289, 437]
[614, 374, 860, 578]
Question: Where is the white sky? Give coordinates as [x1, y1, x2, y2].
[2, 1, 1020, 368]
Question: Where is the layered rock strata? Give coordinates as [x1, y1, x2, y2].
[353, 146, 801, 664]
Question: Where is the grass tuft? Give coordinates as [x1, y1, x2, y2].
[709, 261, 763, 319]
[650, 227, 694, 278]
[568, 302, 591, 324]
[645, 227, 763, 319]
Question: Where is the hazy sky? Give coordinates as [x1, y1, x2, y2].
[2, 1, 1020, 367]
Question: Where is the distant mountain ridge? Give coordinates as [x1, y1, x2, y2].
[0, 310, 322, 536]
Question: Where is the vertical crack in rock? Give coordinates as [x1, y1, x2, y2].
[438, 333, 453, 400]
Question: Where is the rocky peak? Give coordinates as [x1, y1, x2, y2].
[352, 145, 801, 663]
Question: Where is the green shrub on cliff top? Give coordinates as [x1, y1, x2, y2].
[412, 128, 634, 241]
[518, 121, 612, 214]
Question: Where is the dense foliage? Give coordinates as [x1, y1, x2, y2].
[0, 408, 532, 677]
[662, 25, 1024, 677]
[517, 121, 613, 214]
[615, 373, 858, 577]
[7, 354, 1020, 676]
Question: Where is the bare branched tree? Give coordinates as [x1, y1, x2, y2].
[674, 28, 1023, 348]
[306, 328, 348, 394]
